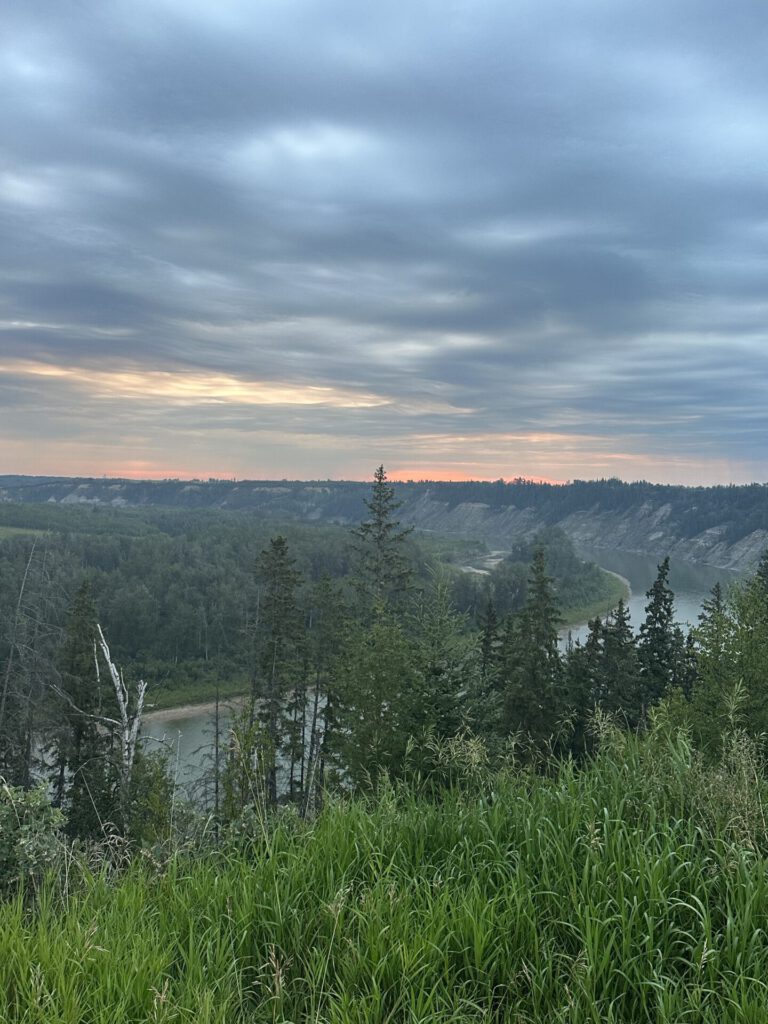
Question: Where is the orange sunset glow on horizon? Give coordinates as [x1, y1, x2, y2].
[2, 0, 767, 488]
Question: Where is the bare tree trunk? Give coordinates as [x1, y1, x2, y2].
[0, 540, 36, 736]
[288, 705, 297, 804]
[93, 625, 148, 821]
[20, 606, 42, 790]
[267, 638, 279, 806]
[302, 669, 323, 819]
[213, 676, 220, 837]
[248, 589, 262, 708]
[299, 687, 307, 798]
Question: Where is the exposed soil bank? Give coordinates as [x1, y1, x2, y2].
[144, 696, 246, 723]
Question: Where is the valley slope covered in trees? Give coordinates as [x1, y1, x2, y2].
[0, 494, 621, 714]
[2, 473, 767, 571]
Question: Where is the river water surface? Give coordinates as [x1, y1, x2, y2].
[567, 547, 740, 644]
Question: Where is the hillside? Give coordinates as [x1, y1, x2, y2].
[2, 475, 767, 571]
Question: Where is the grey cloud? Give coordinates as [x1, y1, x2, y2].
[1, 0, 767, 481]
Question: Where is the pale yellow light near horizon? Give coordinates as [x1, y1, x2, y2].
[2, 358, 389, 409]
[0, 359, 758, 486]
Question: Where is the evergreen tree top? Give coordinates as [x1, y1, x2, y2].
[351, 466, 414, 613]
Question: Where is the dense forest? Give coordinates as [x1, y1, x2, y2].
[3, 473, 768, 546]
[2, 468, 768, 1022]
[0, 496, 619, 710]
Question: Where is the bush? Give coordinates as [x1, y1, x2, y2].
[0, 781, 64, 893]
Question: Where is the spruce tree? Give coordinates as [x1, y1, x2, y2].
[333, 617, 422, 789]
[564, 617, 604, 756]
[638, 557, 678, 718]
[672, 627, 698, 698]
[601, 599, 643, 726]
[252, 536, 304, 805]
[331, 467, 420, 788]
[727, 564, 768, 739]
[479, 597, 501, 687]
[471, 596, 503, 738]
[501, 549, 563, 747]
[351, 465, 413, 617]
[409, 571, 476, 740]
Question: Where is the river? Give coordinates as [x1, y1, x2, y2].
[142, 701, 236, 796]
[141, 548, 743, 789]
[566, 547, 740, 644]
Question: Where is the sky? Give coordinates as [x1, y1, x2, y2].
[2, 0, 767, 485]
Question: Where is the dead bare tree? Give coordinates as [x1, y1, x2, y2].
[51, 622, 148, 827]
[0, 540, 37, 737]
[94, 624, 147, 809]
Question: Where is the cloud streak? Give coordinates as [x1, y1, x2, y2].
[1, 0, 767, 483]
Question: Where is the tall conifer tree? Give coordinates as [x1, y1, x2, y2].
[410, 572, 476, 740]
[501, 549, 563, 746]
[333, 617, 422, 788]
[351, 465, 413, 617]
[638, 557, 678, 717]
[564, 618, 604, 756]
[601, 599, 643, 726]
[479, 597, 501, 687]
[252, 536, 304, 805]
[728, 562, 768, 738]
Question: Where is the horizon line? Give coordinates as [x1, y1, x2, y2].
[1, 471, 767, 490]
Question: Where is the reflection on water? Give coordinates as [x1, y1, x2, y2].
[142, 704, 237, 796]
[565, 547, 743, 645]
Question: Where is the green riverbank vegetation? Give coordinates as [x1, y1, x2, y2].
[0, 486, 622, 717]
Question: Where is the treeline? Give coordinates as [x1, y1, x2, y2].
[2, 467, 767, 847]
[0, 506, 378, 682]
[3, 473, 768, 545]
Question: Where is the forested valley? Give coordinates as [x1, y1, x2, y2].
[3, 468, 768, 1022]
[4, 475, 768, 547]
[0, 476, 622, 723]
[4, 475, 768, 572]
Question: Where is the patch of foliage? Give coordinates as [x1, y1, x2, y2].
[0, 783, 64, 894]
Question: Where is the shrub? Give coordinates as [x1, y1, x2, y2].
[0, 781, 64, 893]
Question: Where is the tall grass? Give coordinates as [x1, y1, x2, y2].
[3, 720, 768, 1022]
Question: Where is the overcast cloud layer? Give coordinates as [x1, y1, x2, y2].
[2, 0, 767, 483]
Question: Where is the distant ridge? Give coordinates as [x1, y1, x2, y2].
[1, 475, 766, 572]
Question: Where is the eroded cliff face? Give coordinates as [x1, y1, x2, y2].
[399, 495, 767, 573]
[559, 508, 768, 572]
[1, 476, 766, 573]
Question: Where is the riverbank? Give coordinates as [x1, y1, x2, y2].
[144, 567, 630, 720]
[143, 695, 248, 723]
[559, 567, 631, 630]
[145, 679, 249, 715]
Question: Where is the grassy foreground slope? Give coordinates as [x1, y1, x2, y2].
[3, 722, 768, 1023]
